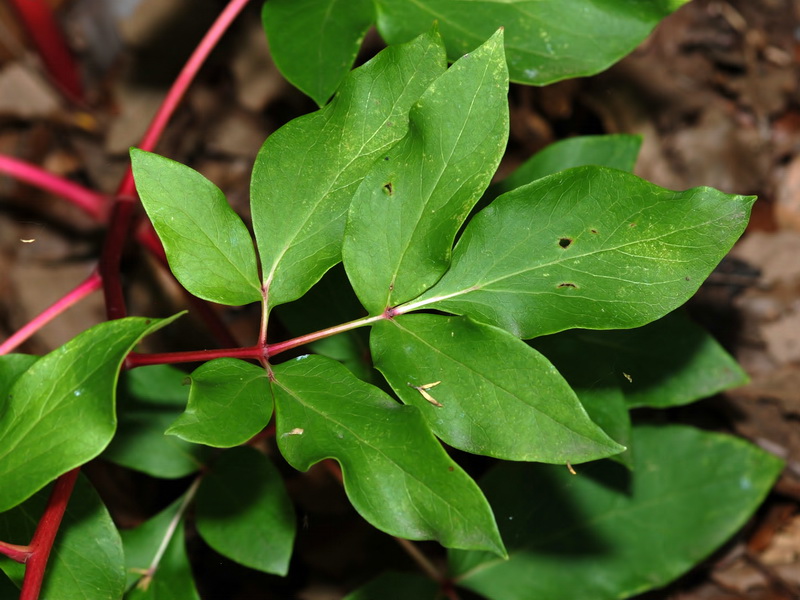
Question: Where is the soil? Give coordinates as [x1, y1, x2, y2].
[2, 0, 800, 598]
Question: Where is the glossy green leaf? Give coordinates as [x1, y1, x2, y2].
[0, 474, 125, 599]
[263, 0, 375, 106]
[131, 149, 261, 306]
[122, 501, 200, 600]
[0, 354, 38, 414]
[196, 446, 296, 575]
[344, 571, 439, 599]
[534, 310, 748, 410]
[372, 314, 622, 463]
[344, 29, 509, 313]
[375, 0, 688, 85]
[450, 425, 783, 600]
[272, 354, 505, 556]
[103, 365, 205, 479]
[493, 134, 641, 198]
[407, 166, 754, 339]
[166, 359, 270, 448]
[0, 316, 178, 512]
[252, 30, 447, 309]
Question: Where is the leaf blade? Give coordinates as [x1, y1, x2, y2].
[272, 354, 505, 556]
[131, 150, 261, 306]
[372, 314, 623, 462]
[409, 166, 754, 338]
[343, 29, 509, 313]
[167, 359, 271, 448]
[375, 0, 688, 85]
[450, 425, 783, 600]
[262, 0, 375, 106]
[252, 30, 447, 309]
[0, 315, 178, 511]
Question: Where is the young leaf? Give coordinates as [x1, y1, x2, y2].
[405, 166, 755, 339]
[272, 354, 505, 556]
[251, 29, 447, 309]
[167, 359, 271, 448]
[131, 149, 262, 306]
[195, 446, 296, 575]
[343, 571, 439, 599]
[371, 314, 623, 463]
[122, 503, 200, 600]
[262, 0, 375, 106]
[375, 0, 688, 85]
[103, 364, 206, 479]
[450, 425, 783, 600]
[344, 29, 509, 313]
[0, 315, 178, 512]
[0, 474, 125, 600]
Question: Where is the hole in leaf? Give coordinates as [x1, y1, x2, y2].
[383, 182, 394, 195]
[557, 282, 577, 289]
[558, 238, 572, 249]
[590, 229, 598, 234]
[629, 222, 637, 228]
[384, 156, 390, 161]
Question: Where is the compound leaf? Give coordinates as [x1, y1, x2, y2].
[0, 315, 178, 512]
[195, 447, 296, 575]
[409, 166, 754, 339]
[252, 29, 447, 309]
[272, 354, 505, 556]
[450, 425, 783, 600]
[167, 359, 271, 448]
[263, 0, 375, 106]
[344, 29, 508, 313]
[0, 474, 125, 600]
[372, 314, 622, 463]
[131, 149, 261, 306]
[375, 0, 688, 85]
[103, 364, 205, 479]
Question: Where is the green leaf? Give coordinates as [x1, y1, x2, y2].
[372, 314, 623, 463]
[531, 333, 632, 468]
[122, 500, 200, 600]
[450, 425, 783, 600]
[251, 29, 447, 309]
[131, 149, 262, 306]
[375, 0, 687, 85]
[343, 571, 439, 599]
[0, 354, 38, 414]
[344, 29, 509, 313]
[195, 446, 296, 575]
[272, 354, 505, 556]
[103, 365, 206, 479]
[166, 359, 271, 448]
[263, 0, 375, 106]
[493, 134, 642, 197]
[534, 310, 748, 411]
[0, 315, 178, 512]
[407, 166, 755, 339]
[0, 474, 125, 600]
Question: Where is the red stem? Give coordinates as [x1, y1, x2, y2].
[0, 270, 102, 355]
[0, 155, 107, 221]
[100, 197, 136, 320]
[19, 469, 80, 600]
[117, 0, 252, 196]
[126, 345, 263, 368]
[8, 0, 83, 102]
[0, 541, 31, 564]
